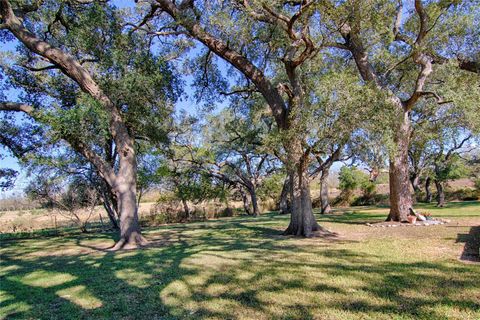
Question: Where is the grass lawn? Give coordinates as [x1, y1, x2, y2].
[1, 201, 479, 319]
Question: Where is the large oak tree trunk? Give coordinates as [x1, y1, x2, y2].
[319, 167, 332, 214]
[283, 143, 323, 237]
[154, 0, 323, 237]
[0, 2, 145, 249]
[283, 169, 321, 237]
[435, 180, 445, 207]
[110, 153, 146, 250]
[387, 110, 413, 222]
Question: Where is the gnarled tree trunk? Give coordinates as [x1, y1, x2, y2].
[435, 180, 445, 207]
[410, 174, 420, 193]
[283, 143, 323, 237]
[410, 173, 422, 202]
[387, 110, 413, 222]
[319, 167, 332, 214]
[283, 169, 321, 237]
[0, 1, 145, 249]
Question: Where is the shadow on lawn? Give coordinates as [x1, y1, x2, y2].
[457, 226, 480, 263]
[316, 211, 386, 225]
[1, 217, 479, 319]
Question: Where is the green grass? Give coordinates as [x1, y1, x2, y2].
[1, 201, 479, 320]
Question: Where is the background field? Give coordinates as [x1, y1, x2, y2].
[0, 177, 476, 234]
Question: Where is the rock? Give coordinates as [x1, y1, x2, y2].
[416, 214, 427, 221]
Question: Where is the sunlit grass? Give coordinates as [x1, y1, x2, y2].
[0, 201, 479, 319]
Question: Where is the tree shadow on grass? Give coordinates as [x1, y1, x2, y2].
[457, 225, 480, 263]
[315, 211, 386, 225]
[1, 216, 480, 319]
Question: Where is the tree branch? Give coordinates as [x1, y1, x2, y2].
[155, 0, 288, 128]
[0, 101, 34, 114]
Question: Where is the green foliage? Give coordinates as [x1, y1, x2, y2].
[360, 179, 377, 199]
[338, 166, 376, 205]
[0, 168, 18, 191]
[1, 1, 180, 194]
[257, 173, 284, 201]
[474, 178, 480, 191]
[446, 188, 479, 202]
[435, 155, 469, 182]
[338, 166, 368, 193]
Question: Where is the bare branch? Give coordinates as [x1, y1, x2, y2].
[22, 64, 59, 72]
[0, 101, 34, 114]
[219, 87, 258, 96]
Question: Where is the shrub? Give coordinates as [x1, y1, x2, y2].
[446, 188, 479, 201]
[257, 173, 284, 202]
[474, 178, 480, 191]
[146, 200, 188, 225]
[360, 179, 376, 198]
[351, 194, 389, 206]
[336, 166, 373, 205]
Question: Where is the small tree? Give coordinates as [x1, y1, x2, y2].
[26, 176, 99, 233]
[337, 167, 370, 205]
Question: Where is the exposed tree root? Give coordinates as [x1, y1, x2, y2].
[283, 222, 336, 238]
[109, 233, 148, 251]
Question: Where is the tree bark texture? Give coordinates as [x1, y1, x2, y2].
[387, 110, 413, 222]
[283, 142, 322, 237]
[249, 187, 260, 217]
[240, 188, 253, 215]
[279, 177, 291, 214]
[435, 180, 445, 207]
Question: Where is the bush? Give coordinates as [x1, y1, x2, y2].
[474, 178, 480, 191]
[143, 199, 241, 227]
[145, 200, 188, 225]
[336, 166, 373, 206]
[360, 179, 376, 199]
[351, 194, 389, 206]
[446, 188, 479, 201]
[257, 173, 284, 202]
